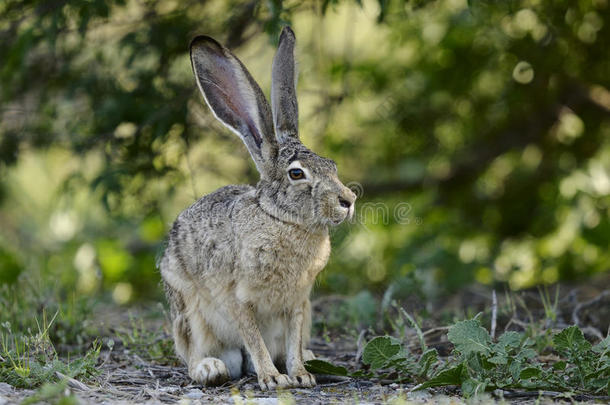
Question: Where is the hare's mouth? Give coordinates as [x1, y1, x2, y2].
[329, 208, 352, 225]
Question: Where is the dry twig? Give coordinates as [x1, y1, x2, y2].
[55, 371, 90, 392]
[572, 290, 610, 326]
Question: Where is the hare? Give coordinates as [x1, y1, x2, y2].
[159, 26, 356, 390]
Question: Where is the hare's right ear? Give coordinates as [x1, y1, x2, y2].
[271, 26, 299, 143]
[190, 36, 277, 178]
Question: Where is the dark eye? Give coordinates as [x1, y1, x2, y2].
[288, 168, 305, 180]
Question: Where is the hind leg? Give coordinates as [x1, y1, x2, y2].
[167, 281, 242, 385]
[174, 308, 237, 385]
[219, 349, 243, 380]
[163, 254, 241, 386]
[303, 349, 315, 361]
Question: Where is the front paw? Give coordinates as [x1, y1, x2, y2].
[258, 373, 293, 390]
[292, 371, 316, 388]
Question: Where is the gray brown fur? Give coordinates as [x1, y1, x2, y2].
[159, 26, 356, 390]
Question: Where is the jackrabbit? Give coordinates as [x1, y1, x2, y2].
[160, 26, 356, 390]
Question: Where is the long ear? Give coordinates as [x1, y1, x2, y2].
[271, 26, 299, 143]
[190, 36, 277, 177]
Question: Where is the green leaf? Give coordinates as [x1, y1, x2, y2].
[417, 348, 438, 377]
[552, 361, 566, 371]
[461, 378, 487, 397]
[448, 319, 492, 357]
[304, 360, 348, 376]
[553, 326, 591, 357]
[592, 336, 610, 354]
[517, 348, 537, 360]
[585, 365, 610, 380]
[488, 355, 508, 365]
[520, 367, 541, 380]
[362, 336, 401, 370]
[416, 363, 466, 390]
[479, 356, 496, 370]
[496, 331, 521, 350]
[509, 360, 523, 381]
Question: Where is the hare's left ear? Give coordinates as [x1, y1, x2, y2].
[271, 26, 299, 143]
[190, 35, 278, 178]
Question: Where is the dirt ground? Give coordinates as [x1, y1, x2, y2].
[1, 281, 609, 404]
[0, 337, 597, 405]
[2, 336, 607, 404]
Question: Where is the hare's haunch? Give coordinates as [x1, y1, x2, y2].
[160, 27, 356, 390]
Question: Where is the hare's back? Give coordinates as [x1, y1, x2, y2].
[183, 184, 254, 221]
[164, 184, 255, 277]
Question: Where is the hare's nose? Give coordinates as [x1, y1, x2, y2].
[338, 197, 352, 209]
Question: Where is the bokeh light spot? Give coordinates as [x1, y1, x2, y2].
[512, 61, 534, 84]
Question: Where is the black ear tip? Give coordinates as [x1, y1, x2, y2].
[190, 35, 223, 54]
[280, 26, 295, 42]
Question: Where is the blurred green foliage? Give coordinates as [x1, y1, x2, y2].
[0, 0, 609, 303]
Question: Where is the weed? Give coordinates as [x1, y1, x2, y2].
[116, 313, 179, 365]
[307, 317, 610, 397]
[0, 281, 96, 351]
[0, 312, 100, 388]
[21, 380, 79, 405]
[538, 286, 560, 324]
[549, 326, 610, 393]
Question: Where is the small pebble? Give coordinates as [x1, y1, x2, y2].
[184, 389, 203, 399]
[407, 390, 432, 400]
[252, 398, 278, 405]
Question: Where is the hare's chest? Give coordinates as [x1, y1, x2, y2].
[288, 233, 331, 287]
[237, 229, 330, 312]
